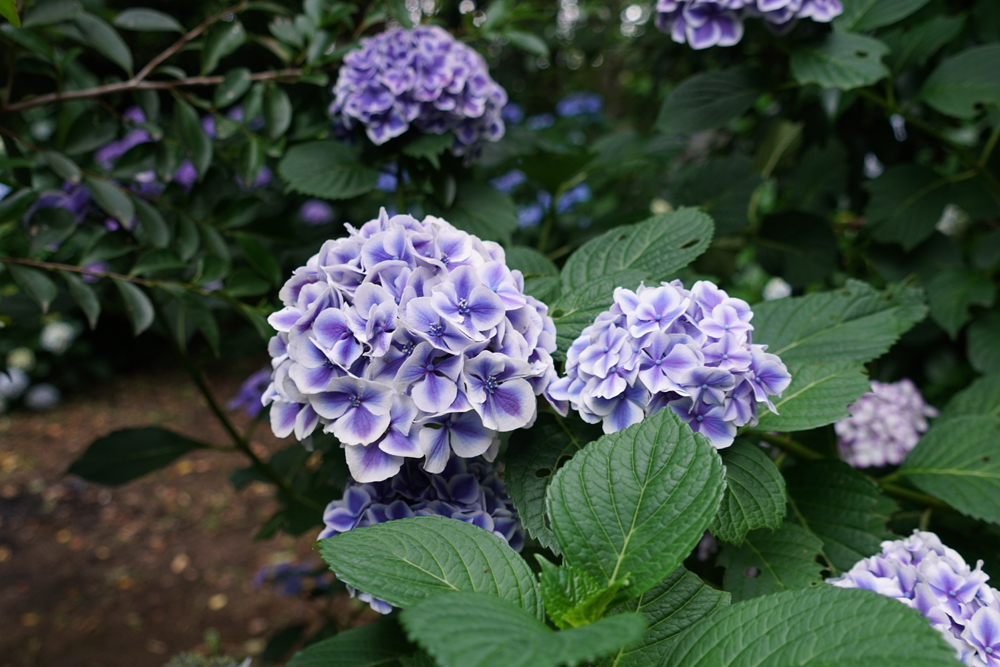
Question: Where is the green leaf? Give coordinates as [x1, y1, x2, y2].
[786, 142, 848, 215]
[84, 177, 135, 226]
[59, 270, 100, 329]
[278, 140, 379, 200]
[883, 15, 965, 73]
[598, 568, 730, 667]
[8, 264, 58, 312]
[504, 246, 559, 279]
[751, 280, 927, 366]
[756, 212, 838, 288]
[63, 110, 119, 155]
[132, 197, 170, 248]
[286, 617, 411, 667]
[865, 165, 951, 250]
[560, 208, 714, 293]
[41, 150, 81, 184]
[835, 0, 932, 31]
[717, 522, 824, 601]
[940, 373, 1000, 419]
[754, 361, 872, 432]
[711, 440, 786, 545]
[503, 29, 549, 57]
[67, 427, 206, 485]
[434, 182, 518, 243]
[926, 268, 996, 339]
[265, 84, 292, 139]
[113, 7, 183, 32]
[27, 206, 76, 254]
[656, 67, 762, 135]
[235, 233, 281, 286]
[174, 96, 213, 178]
[968, 312, 1000, 374]
[547, 407, 726, 604]
[214, 67, 253, 108]
[73, 12, 133, 74]
[900, 415, 1000, 526]
[920, 44, 1000, 119]
[785, 461, 884, 574]
[789, 33, 890, 90]
[661, 586, 958, 667]
[113, 279, 155, 335]
[504, 413, 599, 552]
[401, 132, 454, 169]
[550, 270, 647, 357]
[226, 268, 271, 297]
[0, 0, 17, 26]
[385, 0, 414, 28]
[537, 557, 623, 629]
[317, 516, 543, 617]
[129, 249, 185, 276]
[201, 20, 246, 74]
[401, 592, 646, 667]
[21, 0, 79, 28]
[752, 119, 803, 177]
[172, 289, 220, 356]
[671, 155, 761, 236]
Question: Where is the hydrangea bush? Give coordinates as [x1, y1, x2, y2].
[0, 0, 998, 665]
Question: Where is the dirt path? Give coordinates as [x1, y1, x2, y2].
[0, 362, 365, 667]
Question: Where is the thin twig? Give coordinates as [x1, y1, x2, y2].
[0, 256, 213, 294]
[745, 430, 824, 461]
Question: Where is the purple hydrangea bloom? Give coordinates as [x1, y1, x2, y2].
[556, 92, 603, 118]
[253, 560, 330, 596]
[835, 379, 938, 468]
[27, 182, 92, 224]
[489, 170, 526, 194]
[299, 199, 336, 226]
[501, 103, 524, 125]
[549, 280, 791, 448]
[829, 531, 1000, 667]
[228, 368, 272, 418]
[556, 183, 591, 213]
[264, 209, 559, 483]
[318, 456, 524, 613]
[655, 0, 843, 49]
[330, 26, 508, 156]
[94, 106, 153, 170]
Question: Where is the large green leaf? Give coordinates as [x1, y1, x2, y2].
[550, 269, 646, 357]
[317, 516, 543, 617]
[661, 586, 958, 667]
[401, 592, 645, 667]
[789, 33, 890, 90]
[113, 279, 155, 335]
[113, 7, 183, 32]
[8, 264, 58, 312]
[278, 140, 379, 200]
[785, 461, 884, 574]
[537, 557, 623, 629]
[504, 413, 599, 553]
[755, 361, 871, 433]
[786, 142, 848, 215]
[286, 617, 411, 667]
[835, 0, 932, 31]
[505, 246, 559, 280]
[865, 165, 952, 250]
[920, 44, 1000, 119]
[546, 408, 726, 603]
[717, 522, 824, 601]
[560, 209, 714, 293]
[0, 0, 19, 26]
[201, 20, 246, 74]
[436, 182, 518, 244]
[60, 270, 100, 329]
[84, 177, 135, 226]
[73, 12, 132, 74]
[67, 427, 206, 485]
[883, 15, 965, 73]
[926, 268, 996, 339]
[751, 280, 927, 366]
[598, 568, 729, 667]
[21, 0, 80, 27]
[711, 440, 786, 545]
[940, 373, 1000, 419]
[671, 156, 760, 236]
[656, 67, 762, 135]
[900, 416, 1000, 526]
[968, 313, 1000, 375]
[174, 97, 213, 178]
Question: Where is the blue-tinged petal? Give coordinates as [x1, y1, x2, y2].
[294, 404, 320, 440]
[447, 412, 495, 457]
[479, 377, 535, 431]
[345, 443, 403, 483]
[270, 400, 300, 438]
[417, 424, 451, 474]
[334, 405, 392, 446]
[411, 372, 459, 414]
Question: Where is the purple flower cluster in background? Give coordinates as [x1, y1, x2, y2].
[829, 531, 1000, 667]
[556, 92, 603, 118]
[228, 368, 272, 418]
[655, 0, 843, 50]
[263, 209, 559, 483]
[253, 560, 330, 597]
[330, 26, 508, 155]
[298, 199, 336, 226]
[549, 280, 791, 448]
[318, 456, 524, 613]
[835, 379, 938, 469]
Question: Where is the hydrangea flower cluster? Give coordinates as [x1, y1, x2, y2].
[829, 531, 1000, 666]
[549, 280, 792, 448]
[655, 0, 843, 50]
[330, 26, 508, 154]
[835, 379, 938, 469]
[228, 368, 272, 418]
[319, 456, 524, 613]
[263, 209, 559, 483]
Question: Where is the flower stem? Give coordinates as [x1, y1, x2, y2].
[745, 430, 823, 460]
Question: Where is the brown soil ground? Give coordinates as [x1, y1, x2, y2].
[0, 362, 375, 667]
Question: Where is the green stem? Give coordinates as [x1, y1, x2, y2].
[980, 121, 1000, 168]
[879, 481, 953, 512]
[746, 430, 823, 460]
